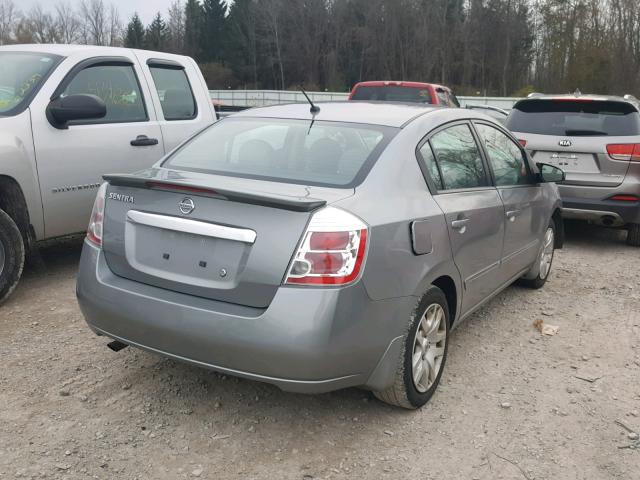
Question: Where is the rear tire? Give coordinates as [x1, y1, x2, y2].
[0, 208, 25, 305]
[519, 220, 556, 290]
[627, 223, 640, 247]
[373, 287, 450, 409]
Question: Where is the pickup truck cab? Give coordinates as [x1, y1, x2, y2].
[348, 81, 460, 108]
[0, 44, 216, 303]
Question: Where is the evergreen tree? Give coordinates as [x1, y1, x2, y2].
[184, 0, 203, 60]
[200, 0, 226, 62]
[124, 13, 145, 49]
[145, 12, 169, 51]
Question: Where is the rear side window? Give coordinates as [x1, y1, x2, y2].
[429, 124, 489, 190]
[164, 118, 396, 188]
[351, 86, 433, 104]
[149, 66, 197, 120]
[62, 64, 147, 123]
[507, 99, 640, 136]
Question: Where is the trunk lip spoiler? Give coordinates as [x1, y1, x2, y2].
[103, 174, 328, 213]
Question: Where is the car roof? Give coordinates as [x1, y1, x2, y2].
[518, 93, 635, 104]
[353, 81, 450, 91]
[231, 101, 443, 128]
[0, 43, 191, 61]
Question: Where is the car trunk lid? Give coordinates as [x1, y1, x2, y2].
[101, 169, 353, 308]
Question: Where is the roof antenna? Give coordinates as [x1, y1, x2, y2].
[300, 86, 320, 114]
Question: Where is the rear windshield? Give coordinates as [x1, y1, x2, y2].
[163, 117, 396, 188]
[351, 86, 433, 104]
[507, 99, 640, 136]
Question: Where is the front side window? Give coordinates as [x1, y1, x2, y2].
[429, 124, 489, 190]
[149, 66, 197, 120]
[0, 52, 60, 116]
[475, 124, 531, 186]
[61, 64, 147, 123]
[164, 118, 394, 188]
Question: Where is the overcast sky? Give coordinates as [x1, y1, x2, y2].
[18, 0, 178, 24]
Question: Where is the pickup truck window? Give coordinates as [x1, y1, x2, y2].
[149, 66, 197, 121]
[0, 52, 61, 116]
[61, 64, 147, 124]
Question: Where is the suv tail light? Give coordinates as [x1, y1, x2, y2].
[606, 144, 640, 161]
[518, 139, 527, 147]
[285, 207, 368, 286]
[87, 183, 107, 247]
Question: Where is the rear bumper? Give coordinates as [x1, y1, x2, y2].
[559, 183, 640, 226]
[76, 241, 413, 393]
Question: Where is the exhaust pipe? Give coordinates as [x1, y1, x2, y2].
[601, 215, 616, 226]
[107, 340, 128, 352]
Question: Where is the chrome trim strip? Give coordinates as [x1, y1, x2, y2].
[126, 210, 257, 244]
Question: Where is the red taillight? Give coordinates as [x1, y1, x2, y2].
[518, 139, 527, 147]
[606, 144, 640, 161]
[87, 183, 108, 247]
[285, 207, 368, 286]
[608, 194, 639, 202]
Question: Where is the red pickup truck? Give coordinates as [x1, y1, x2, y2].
[348, 81, 460, 107]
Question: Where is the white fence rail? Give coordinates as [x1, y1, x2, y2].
[209, 89, 522, 110]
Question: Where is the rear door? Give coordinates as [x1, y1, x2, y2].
[507, 99, 640, 187]
[474, 122, 545, 277]
[419, 122, 506, 314]
[133, 51, 216, 153]
[31, 54, 164, 238]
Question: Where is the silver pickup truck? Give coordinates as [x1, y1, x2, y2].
[0, 44, 217, 303]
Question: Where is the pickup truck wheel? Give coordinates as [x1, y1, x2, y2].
[627, 223, 640, 247]
[373, 287, 450, 409]
[0, 208, 25, 305]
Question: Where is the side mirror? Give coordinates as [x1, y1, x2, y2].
[47, 94, 107, 129]
[536, 162, 566, 183]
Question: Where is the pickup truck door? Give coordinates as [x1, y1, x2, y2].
[31, 54, 164, 238]
[132, 51, 216, 153]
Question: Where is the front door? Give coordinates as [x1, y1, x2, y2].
[474, 122, 544, 277]
[31, 56, 164, 238]
[419, 123, 506, 315]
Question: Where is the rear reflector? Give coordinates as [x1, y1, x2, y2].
[608, 194, 639, 202]
[285, 207, 368, 286]
[606, 144, 640, 161]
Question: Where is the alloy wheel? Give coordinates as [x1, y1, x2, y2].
[411, 303, 447, 393]
[539, 227, 555, 280]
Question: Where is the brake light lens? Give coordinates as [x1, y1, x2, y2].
[285, 207, 368, 286]
[606, 144, 640, 161]
[87, 183, 108, 247]
[518, 139, 527, 147]
[608, 194, 639, 202]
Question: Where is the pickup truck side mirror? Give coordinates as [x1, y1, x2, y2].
[47, 94, 107, 129]
[536, 162, 566, 183]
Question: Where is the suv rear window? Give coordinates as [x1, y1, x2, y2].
[351, 86, 433, 104]
[163, 117, 396, 188]
[507, 99, 640, 136]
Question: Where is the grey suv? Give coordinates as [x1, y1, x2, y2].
[77, 102, 564, 409]
[507, 93, 640, 246]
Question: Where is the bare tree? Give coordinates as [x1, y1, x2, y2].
[28, 4, 57, 43]
[106, 3, 121, 46]
[167, 0, 185, 53]
[54, 1, 81, 44]
[0, 0, 19, 45]
[80, 0, 107, 45]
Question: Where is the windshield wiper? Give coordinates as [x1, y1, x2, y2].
[565, 129, 608, 136]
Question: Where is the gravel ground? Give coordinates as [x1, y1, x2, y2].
[1, 221, 640, 480]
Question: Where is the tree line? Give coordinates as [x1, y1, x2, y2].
[0, 0, 639, 96]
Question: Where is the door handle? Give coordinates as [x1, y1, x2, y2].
[506, 209, 521, 221]
[130, 135, 159, 147]
[451, 218, 470, 230]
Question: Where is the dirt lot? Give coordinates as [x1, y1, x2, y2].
[1, 222, 639, 480]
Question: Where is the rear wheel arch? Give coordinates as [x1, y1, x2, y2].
[432, 275, 457, 326]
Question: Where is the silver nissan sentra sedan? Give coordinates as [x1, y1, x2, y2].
[77, 102, 564, 409]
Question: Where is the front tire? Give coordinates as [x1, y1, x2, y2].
[374, 287, 450, 409]
[519, 220, 556, 289]
[0, 208, 25, 305]
[627, 223, 640, 247]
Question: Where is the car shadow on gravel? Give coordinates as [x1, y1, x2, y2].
[562, 219, 628, 248]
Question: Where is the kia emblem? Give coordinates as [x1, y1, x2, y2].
[559, 139, 572, 147]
